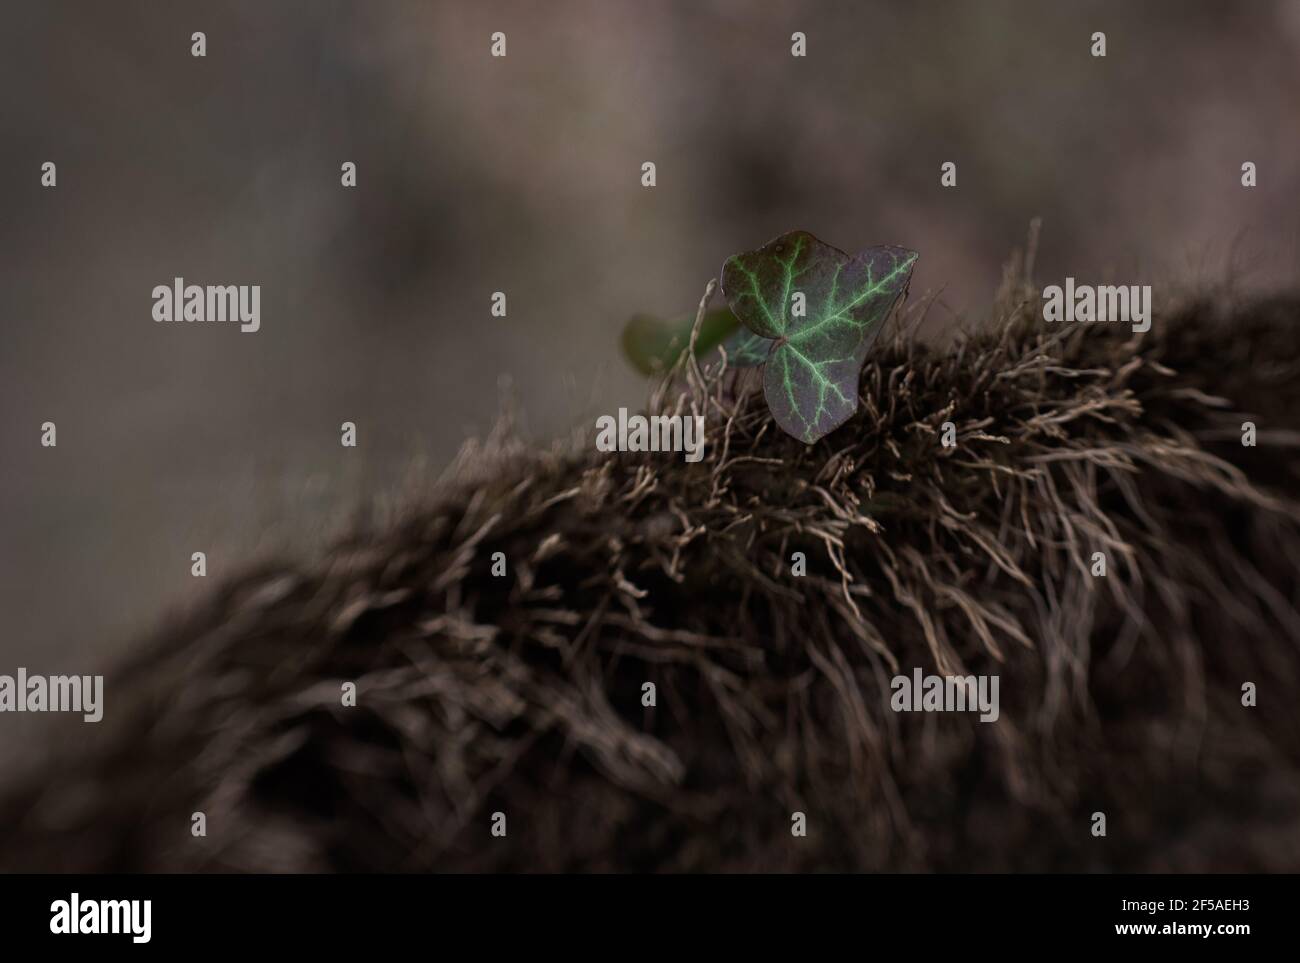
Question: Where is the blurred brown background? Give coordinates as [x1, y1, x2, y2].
[1, 1, 1298, 765]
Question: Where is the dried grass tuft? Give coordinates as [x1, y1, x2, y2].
[4, 259, 1300, 871]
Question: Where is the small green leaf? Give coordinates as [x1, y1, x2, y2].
[621, 307, 739, 375]
[721, 230, 917, 443]
[720, 326, 772, 367]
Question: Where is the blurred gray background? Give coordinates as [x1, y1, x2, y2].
[2, 1, 1298, 763]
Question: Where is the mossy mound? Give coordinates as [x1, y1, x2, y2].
[4, 277, 1299, 872]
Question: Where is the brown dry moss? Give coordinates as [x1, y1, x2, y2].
[3, 266, 1299, 872]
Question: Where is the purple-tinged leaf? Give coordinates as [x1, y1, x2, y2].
[721, 230, 917, 443]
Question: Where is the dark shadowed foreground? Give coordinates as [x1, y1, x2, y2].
[3, 271, 1299, 872]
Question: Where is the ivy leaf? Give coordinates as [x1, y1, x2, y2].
[720, 326, 772, 367]
[621, 306, 739, 375]
[720, 230, 917, 443]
